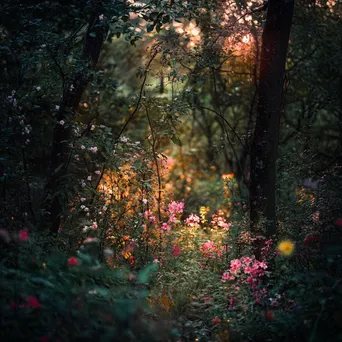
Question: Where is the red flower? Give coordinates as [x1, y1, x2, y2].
[304, 234, 320, 245]
[335, 218, 342, 227]
[67, 257, 79, 266]
[172, 245, 182, 257]
[18, 229, 29, 241]
[265, 310, 274, 321]
[26, 296, 41, 309]
[213, 316, 221, 325]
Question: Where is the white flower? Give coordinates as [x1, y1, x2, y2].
[135, 141, 140, 145]
[87, 176, 92, 181]
[35, 86, 41, 91]
[95, 170, 101, 175]
[55, 105, 60, 111]
[120, 136, 128, 143]
[59, 120, 65, 126]
[90, 125, 95, 131]
[80, 197, 86, 202]
[142, 198, 148, 204]
[99, 14, 104, 20]
[88, 146, 98, 153]
[153, 258, 160, 264]
[80, 205, 85, 209]
[80, 145, 85, 150]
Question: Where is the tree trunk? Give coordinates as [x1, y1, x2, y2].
[249, 0, 295, 257]
[43, 13, 108, 234]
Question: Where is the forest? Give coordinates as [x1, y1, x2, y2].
[0, 0, 342, 341]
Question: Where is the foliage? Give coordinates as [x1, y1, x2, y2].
[0, 235, 170, 342]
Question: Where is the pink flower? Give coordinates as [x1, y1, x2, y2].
[144, 210, 152, 218]
[172, 245, 182, 257]
[168, 201, 185, 215]
[201, 240, 221, 258]
[240, 256, 252, 265]
[185, 214, 200, 226]
[161, 222, 171, 231]
[202, 240, 214, 251]
[26, 296, 41, 309]
[258, 261, 268, 270]
[18, 229, 29, 241]
[92, 222, 98, 229]
[149, 216, 156, 223]
[221, 272, 235, 282]
[168, 215, 177, 223]
[230, 259, 242, 274]
[67, 257, 79, 266]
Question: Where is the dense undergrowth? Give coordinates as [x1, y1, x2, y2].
[1, 163, 342, 342]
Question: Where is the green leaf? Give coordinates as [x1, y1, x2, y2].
[171, 135, 182, 146]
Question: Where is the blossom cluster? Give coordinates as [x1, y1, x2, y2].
[211, 210, 231, 230]
[221, 256, 267, 290]
[185, 213, 200, 227]
[201, 240, 222, 259]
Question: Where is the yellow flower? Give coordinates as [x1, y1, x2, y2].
[277, 240, 295, 256]
[199, 206, 210, 223]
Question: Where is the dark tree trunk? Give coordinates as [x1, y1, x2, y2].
[43, 13, 108, 234]
[249, 0, 295, 257]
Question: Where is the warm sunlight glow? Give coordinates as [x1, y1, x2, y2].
[242, 34, 250, 44]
